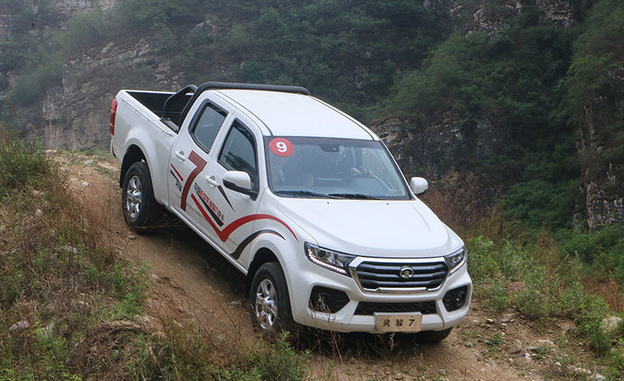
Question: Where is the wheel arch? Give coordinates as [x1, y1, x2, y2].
[120, 144, 146, 187]
[245, 247, 281, 294]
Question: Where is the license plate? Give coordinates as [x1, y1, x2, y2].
[374, 313, 423, 332]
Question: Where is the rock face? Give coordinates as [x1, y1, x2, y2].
[40, 39, 184, 149]
[575, 67, 624, 229]
[536, 0, 575, 28]
[0, 0, 119, 147]
[11, 0, 579, 151]
[0, 0, 188, 149]
[50, 0, 96, 15]
[377, 1, 624, 232]
[371, 117, 508, 179]
[423, 0, 576, 33]
[4, 0, 620, 230]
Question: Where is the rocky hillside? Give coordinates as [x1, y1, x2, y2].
[0, 0, 578, 151]
[374, 0, 624, 231]
[1, 0, 182, 149]
[1, 0, 623, 232]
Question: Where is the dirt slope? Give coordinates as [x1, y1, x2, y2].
[62, 151, 591, 381]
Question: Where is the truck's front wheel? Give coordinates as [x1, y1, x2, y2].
[122, 161, 163, 229]
[249, 262, 293, 338]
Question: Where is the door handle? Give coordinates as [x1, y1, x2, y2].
[206, 175, 218, 187]
[175, 150, 186, 161]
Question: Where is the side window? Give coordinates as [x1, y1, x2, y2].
[218, 120, 258, 189]
[190, 102, 227, 152]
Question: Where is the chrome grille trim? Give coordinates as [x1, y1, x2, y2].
[348, 257, 449, 293]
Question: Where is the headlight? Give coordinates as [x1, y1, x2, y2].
[445, 247, 467, 274]
[305, 243, 355, 276]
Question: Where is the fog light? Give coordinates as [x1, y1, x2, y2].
[443, 286, 468, 312]
[309, 286, 349, 313]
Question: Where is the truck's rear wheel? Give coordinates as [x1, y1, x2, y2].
[122, 161, 163, 229]
[249, 262, 293, 338]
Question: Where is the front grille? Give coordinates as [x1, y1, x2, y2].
[355, 301, 437, 316]
[353, 260, 448, 291]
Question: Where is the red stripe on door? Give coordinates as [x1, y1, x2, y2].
[190, 193, 298, 242]
[180, 151, 207, 211]
[170, 164, 184, 182]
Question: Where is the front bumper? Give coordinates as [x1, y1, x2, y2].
[287, 257, 472, 333]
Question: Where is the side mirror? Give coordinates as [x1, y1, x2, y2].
[409, 177, 428, 195]
[223, 171, 257, 198]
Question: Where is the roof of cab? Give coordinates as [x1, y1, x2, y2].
[213, 89, 377, 140]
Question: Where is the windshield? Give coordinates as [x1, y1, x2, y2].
[265, 137, 411, 200]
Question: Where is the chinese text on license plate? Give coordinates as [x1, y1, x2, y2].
[374, 313, 423, 332]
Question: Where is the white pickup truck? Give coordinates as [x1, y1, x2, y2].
[109, 82, 472, 340]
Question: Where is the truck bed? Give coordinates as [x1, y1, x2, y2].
[126, 91, 192, 128]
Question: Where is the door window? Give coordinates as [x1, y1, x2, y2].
[218, 120, 258, 189]
[190, 102, 227, 153]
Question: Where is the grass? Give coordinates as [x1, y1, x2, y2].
[422, 171, 624, 377]
[0, 132, 309, 380]
[0, 132, 152, 379]
[0, 129, 622, 379]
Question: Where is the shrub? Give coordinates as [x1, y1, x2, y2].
[559, 224, 624, 283]
[0, 135, 51, 199]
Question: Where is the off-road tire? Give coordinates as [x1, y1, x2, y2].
[121, 161, 164, 229]
[249, 262, 294, 339]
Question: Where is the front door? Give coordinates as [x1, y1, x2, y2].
[195, 116, 261, 260]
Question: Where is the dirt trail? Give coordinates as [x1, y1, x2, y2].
[63, 152, 575, 381]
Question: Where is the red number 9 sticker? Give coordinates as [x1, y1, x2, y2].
[269, 138, 294, 157]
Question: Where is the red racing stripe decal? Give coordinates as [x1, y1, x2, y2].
[180, 151, 207, 211]
[190, 193, 298, 242]
[170, 164, 184, 182]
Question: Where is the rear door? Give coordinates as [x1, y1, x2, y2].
[169, 101, 263, 263]
[168, 98, 230, 246]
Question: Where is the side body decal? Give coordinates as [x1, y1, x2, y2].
[174, 149, 297, 260]
[230, 230, 284, 260]
[180, 151, 207, 211]
[190, 193, 297, 243]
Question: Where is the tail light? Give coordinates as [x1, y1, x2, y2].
[109, 98, 118, 135]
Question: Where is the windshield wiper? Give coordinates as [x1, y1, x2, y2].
[328, 193, 378, 200]
[275, 190, 339, 199]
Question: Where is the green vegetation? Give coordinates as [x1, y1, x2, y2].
[568, 0, 624, 189]
[1, 0, 624, 377]
[559, 224, 624, 283]
[3, 0, 450, 120]
[423, 169, 623, 376]
[0, 0, 62, 107]
[390, 6, 578, 230]
[454, 212, 624, 375]
[0, 132, 308, 379]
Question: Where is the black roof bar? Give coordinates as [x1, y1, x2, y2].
[179, 82, 311, 126]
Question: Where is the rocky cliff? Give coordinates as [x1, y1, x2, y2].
[371, 116, 508, 181]
[40, 39, 183, 149]
[5, 0, 578, 151]
[1, 0, 122, 148]
[3, 0, 622, 231]
[376, 0, 624, 231]
[423, 0, 576, 32]
[375, 0, 577, 177]
[575, 67, 624, 229]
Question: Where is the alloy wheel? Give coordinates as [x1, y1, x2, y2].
[125, 175, 143, 222]
[254, 278, 278, 330]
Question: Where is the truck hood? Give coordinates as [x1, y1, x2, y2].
[277, 198, 462, 258]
